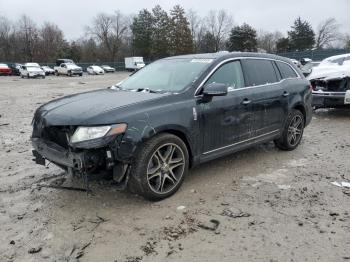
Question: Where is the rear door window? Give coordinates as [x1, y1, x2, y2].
[242, 59, 278, 86]
[205, 60, 245, 89]
[276, 61, 298, 79]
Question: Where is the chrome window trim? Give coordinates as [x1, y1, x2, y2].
[194, 56, 301, 97]
[202, 129, 280, 155]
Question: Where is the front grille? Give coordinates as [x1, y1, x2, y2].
[42, 126, 72, 149]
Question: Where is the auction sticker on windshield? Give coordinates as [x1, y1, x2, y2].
[190, 59, 213, 63]
[345, 90, 350, 104]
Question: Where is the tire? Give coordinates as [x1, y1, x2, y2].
[21, 75, 24, 78]
[79, 73, 83, 77]
[274, 109, 305, 151]
[55, 71, 59, 76]
[67, 71, 72, 77]
[128, 133, 189, 201]
[27, 73, 30, 79]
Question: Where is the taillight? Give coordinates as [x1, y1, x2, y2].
[309, 84, 315, 91]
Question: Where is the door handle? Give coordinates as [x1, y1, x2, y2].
[242, 98, 251, 105]
[283, 91, 290, 97]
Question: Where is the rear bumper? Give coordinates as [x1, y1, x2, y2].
[312, 92, 349, 108]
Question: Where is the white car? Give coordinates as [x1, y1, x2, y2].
[54, 63, 83, 77]
[290, 59, 301, 68]
[87, 65, 105, 75]
[307, 53, 350, 80]
[101, 65, 116, 73]
[41, 66, 55, 75]
[20, 63, 45, 78]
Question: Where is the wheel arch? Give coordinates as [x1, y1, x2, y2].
[291, 103, 306, 124]
[157, 129, 194, 168]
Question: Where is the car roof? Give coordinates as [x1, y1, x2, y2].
[164, 52, 293, 64]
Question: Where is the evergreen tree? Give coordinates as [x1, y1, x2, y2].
[169, 5, 193, 55]
[131, 9, 153, 59]
[151, 5, 171, 59]
[288, 17, 315, 51]
[227, 23, 257, 52]
[276, 37, 290, 52]
[198, 32, 216, 53]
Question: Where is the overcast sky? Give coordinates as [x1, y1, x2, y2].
[0, 0, 349, 40]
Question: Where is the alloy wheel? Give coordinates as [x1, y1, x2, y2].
[287, 115, 303, 146]
[147, 143, 185, 194]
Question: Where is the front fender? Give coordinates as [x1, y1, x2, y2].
[115, 115, 196, 163]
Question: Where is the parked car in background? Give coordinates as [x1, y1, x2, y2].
[9, 63, 22, 76]
[31, 52, 312, 200]
[0, 63, 12, 76]
[41, 65, 55, 75]
[300, 58, 312, 66]
[290, 59, 302, 68]
[125, 57, 145, 71]
[308, 54, 350, 109]
[55, 59, 74, 66]
[54, 62, 83, 77]
[20, 63, 45, 78]
[101, 65, 116, 73]
[87, 65, 105, 75]
[301, 61, 320, 77]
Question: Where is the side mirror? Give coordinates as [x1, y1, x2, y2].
[202, 83, 228, 97]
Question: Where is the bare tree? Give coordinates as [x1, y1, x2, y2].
[17, 15, 39, 61]
[38, 22, 65, 62]
[343, 34, 350, 49]
[0, 16, 13, 61]
[187, 9, 200, 41]
[206, 9, 233, 51]
[257, 30, 283, 53]
[315, 18, 340, 49]
[86, 11, 129, 61]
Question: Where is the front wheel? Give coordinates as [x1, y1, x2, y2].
[128, 133, 189, 200]
[274, 109, 305, 151]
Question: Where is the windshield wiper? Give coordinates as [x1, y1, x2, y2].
[136, 88, 159, 93]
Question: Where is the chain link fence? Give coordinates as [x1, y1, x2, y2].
[276, 49, 350, 61]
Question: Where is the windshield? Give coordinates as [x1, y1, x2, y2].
[27, 66, 41, 71]
[119, 58, 212, 92]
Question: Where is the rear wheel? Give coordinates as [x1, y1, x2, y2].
[274, 109, 304, 151]
[128, 133, 189, 200]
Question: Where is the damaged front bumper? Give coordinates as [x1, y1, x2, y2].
[31, 137, 122, 173]
[32, 138, 85, 170]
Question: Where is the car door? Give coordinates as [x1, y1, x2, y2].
[20, 66, 26, 76]
[60, 64, 66, 74]
[197, 60, 256, 154]
[241, 59, 286, 136]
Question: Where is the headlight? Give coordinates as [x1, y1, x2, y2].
[70, 123, 127, 143]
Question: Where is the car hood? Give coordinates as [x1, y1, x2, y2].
[27, 67, 43, 73]
[34, 89, 167, 126]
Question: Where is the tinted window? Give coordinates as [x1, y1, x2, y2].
[276, 61, 298, 79]
[206, 61, 245, 89]
[242, 59, 278, 86]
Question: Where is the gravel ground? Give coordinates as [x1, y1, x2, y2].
[0, 73, 350, 262]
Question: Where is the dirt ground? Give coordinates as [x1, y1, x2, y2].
[0, 73, 350, 262]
